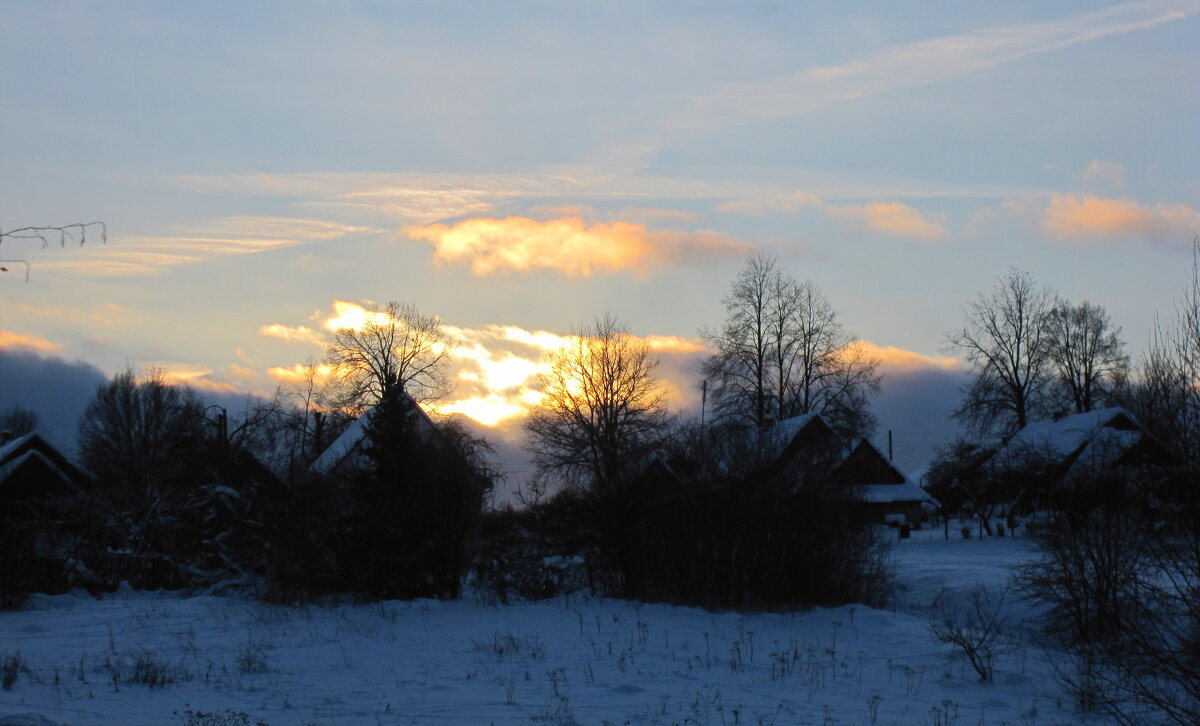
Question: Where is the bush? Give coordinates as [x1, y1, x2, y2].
[929, 585, 1013, 682]
[473, 504, 590, 602]
[2, 651, 25, 689]
[175, 710, 270, 726]
[1017, 471, 1200, 725]
[563, 470, 895, 610]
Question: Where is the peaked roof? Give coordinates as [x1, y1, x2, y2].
[310, 395, 441, 475]
[758, 412, 833, 461]
[990, 407, 1172, 478]
[0, 431, 89, 490]
[834, 439, 938, 505]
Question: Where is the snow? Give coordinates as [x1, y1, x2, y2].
[0, 433, 39, 464]
[0, 529, 1091, 726]
[758, 413, 823, 460]
[860, 480, 937, 504]
[990, 407, 1138, 471]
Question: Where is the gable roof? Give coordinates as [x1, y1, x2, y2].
[310, 395, 441, 475]
[757, 413, 836, 471]
[0, 431, 89, 493]
[990, 407, 1173, 480]
[834, 439, 938, 505]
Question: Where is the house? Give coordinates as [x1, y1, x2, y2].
[989, 407, 1175, 488]
[757, 412, 841, 483]
[831, 439, 938, 527]
[0, 431, 92, 595]
[0, 431, 91, 555]
[760, 413, 935, 526]
[311, 394, 442, 476]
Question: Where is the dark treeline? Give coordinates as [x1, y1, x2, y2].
[4, 247, 1199, 725]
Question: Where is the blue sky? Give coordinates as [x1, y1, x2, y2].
[3, 1, 1198, 474]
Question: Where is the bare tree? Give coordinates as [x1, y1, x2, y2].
[524, 314, 671, 492]
[1, 222, 106, 281]
[78, 368, 207, 556]
[703, 252, 880, 438]
[0, 405, 38, 439]
[1045, 300, 1129, 414]
[947, 268, 1055, 436]
[704, 252, 774, 428]
[324, 301, 451, 410]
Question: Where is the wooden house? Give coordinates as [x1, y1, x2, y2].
[988, 407, 1176, 495]
[832, 439, 937, 527]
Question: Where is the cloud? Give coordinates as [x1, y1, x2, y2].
[260, 312, 710, 428]
[0, 349, 108, 452]
[0, 330, 62, 353]
[825, 201, 947, 242]
[615, 207, 703, 224]
[40, 216, 381, 277]
[404, 216, 745, 277]
[260, 323, 324, 346]
[673, 0, 1200, 134]
[1043, 194, 1200, 242]
[145, 362, 239, 393]
[719, 193, 946, 242]
[1081, 160, 1127, 189]
[267, 362, 338, 387]
[856, 341, 961, 372]
[717, 193, 821, 217]
[16, 301, 124, 326]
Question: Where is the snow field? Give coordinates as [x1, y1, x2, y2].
[0, 534, 1090, 726]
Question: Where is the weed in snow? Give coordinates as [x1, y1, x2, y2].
[2, 651, 26, 689]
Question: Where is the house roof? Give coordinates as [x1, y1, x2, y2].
[989, 406, 1168, 478]
[835, 439, 938, 505]
[0, 431, 89, 491]
[310, 395, 441, 475]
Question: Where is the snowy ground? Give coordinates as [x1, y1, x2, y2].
[0, 527, 1098, 726]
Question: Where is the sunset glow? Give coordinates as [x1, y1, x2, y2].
[3, 1, 1195, 475]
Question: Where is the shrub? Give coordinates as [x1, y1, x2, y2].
[2, 651, 25, 689]
[175, 709, 270, 726]
[929, 585, 1013, 682]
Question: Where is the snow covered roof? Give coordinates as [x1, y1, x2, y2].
[0, 431, 88, 490]
[310, 396, 441, 475]
[0, 431, 39, 464]
[859, 481, 938, 504]
[990, 407, 1146, 474]
[757, 412, 829, 461]
[836, 439, 938, 505]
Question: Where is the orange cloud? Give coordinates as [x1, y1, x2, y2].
[1043, 194, 1200, 242]
[825, 201, 946, 242]
[855, 341, 961, 371]
[0, 330, 62, 353]
[259, 322, 324, 346]
[267, 362, 338, 387]
[147, 363, 239, 393]
[404, 216, 744, 277]
[228, 363, 260, 380]
[717, 194, 946, 242]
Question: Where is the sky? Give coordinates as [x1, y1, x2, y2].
[2, 1, 1198, 480]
